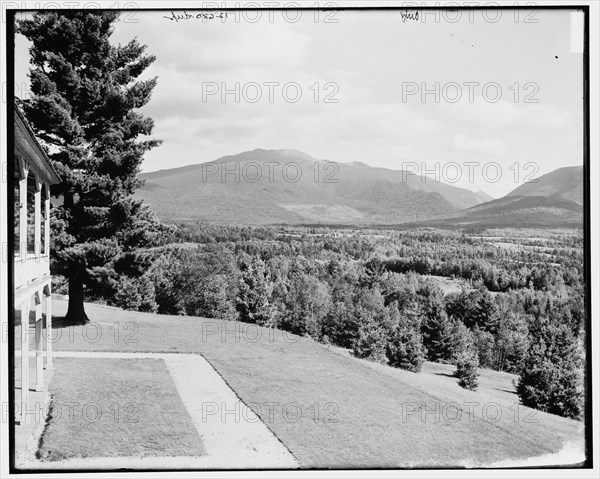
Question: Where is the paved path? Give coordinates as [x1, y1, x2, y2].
[18, 351, 299, 470]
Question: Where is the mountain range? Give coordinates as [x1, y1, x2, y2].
[419, 165, 584, 228]
[136, 149, 583, 228]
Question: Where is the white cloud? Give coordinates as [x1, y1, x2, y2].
[115, 15, 311, 73]
[440, 98, 573, 131]
[526, 104, 573, 129]
[453, 134, 505, 156]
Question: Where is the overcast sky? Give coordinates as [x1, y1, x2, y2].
[15, 8, 584, 197]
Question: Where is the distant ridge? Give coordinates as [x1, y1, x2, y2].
[136, 149, 493, 225]
[506, 166, 583, 205]
[409, 165, 584, 229]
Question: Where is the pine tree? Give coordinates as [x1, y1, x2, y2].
[493, 311, 529, 372]
[450, 319, 471, 361]
[236, 256, 275, 326]
[471, 325, 495, 369]
[421, 299, 455, 363]
[517, 317, 584, 419]
[18, 12, 166, 323]
[200, 274, 237, 321]
[386, 302, 426, 373]
[455, 329, 479, 391]
[471, 289, 499, 335]
[446, 288, 499, 334]
[282, 273, 332, 338]
[353, 308, 390, 364]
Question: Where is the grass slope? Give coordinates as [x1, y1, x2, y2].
[37, 357, 204, 461]
[48, 300, 583, 468]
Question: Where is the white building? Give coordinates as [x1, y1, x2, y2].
[14, 103, 60, 424]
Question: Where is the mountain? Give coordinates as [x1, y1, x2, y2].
[455, 195, 582, 227]
[475, 190, 495, 203]
[506, 166, 583, 205]
[136, 149, 491, 225]
[410, 166, 584, 229]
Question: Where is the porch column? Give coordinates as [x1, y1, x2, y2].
[20, 299, 30, 424]
[19, 167, 28, 260]
[34, 175, 41, 258]
[44, 186, 50, 256]
[34, 293, 44, 392]
[44, 285, 54, 369]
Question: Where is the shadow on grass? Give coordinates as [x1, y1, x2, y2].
[434, 371, 457, 379]
[51, 315, 88, 328]
[496, 388, 517, 395]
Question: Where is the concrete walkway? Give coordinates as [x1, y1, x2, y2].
[18, 351, 299, 470]
[14, 354, 54, 468]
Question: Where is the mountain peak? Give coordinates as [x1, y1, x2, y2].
[137, 147, 498, 225]
[506, 165, 583, 205]
[348, 161, 370, 168]
[273, 149, 321, 162]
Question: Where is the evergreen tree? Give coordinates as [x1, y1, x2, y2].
[236, 256, 275, 326]
[421, 295, 455, 363]
[386, 302, 426, 372]
[423, 310, 455, 363]
[199, 274, 237, 321]
[353, 308, 390, 364]
[282, 273, 332, 338]
[446, 288, 499, 334]
[450, 319, 471, 362]
[517, 317, 584, 419]
[322, 300, 360, 348]
[18, 12, 166, 323]
[493, 311, 529, 372]
[455, 329, 479, 391]
[471, 325, 495, 369]
[148, 246, 193, 316]
[471, 289, 499, 334]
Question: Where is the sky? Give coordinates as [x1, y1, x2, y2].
[14, 7, 585, 197]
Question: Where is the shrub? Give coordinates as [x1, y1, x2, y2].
[111, 275, 158, 313]
[455, 351, 479, 391]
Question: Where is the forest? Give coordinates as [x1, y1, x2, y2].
[55, 223, 586, 420]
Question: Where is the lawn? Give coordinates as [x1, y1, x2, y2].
[45, 299, 584, 468]
[37, 357, 204, 461]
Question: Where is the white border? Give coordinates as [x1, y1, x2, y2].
[0, 1, 598, 478]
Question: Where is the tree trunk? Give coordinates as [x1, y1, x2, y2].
[65, 276, 89, 324]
